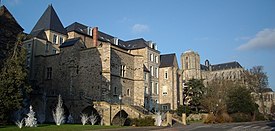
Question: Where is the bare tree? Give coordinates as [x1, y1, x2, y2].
[89, 113, 98, 125]
[243, 66, 269, 116]
[80, 113, 89, 125]
[201, 79, 234, 115]
[52, 95, 64, 125]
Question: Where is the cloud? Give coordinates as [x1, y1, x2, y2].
[237, 28, 275, 51]
[132, 24, 149, 33]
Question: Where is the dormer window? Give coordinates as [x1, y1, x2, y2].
[53, 34, 57, 44]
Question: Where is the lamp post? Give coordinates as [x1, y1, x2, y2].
[119, 95, 122, 126]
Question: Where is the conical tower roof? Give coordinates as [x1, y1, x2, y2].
[30, 4, 67, 35]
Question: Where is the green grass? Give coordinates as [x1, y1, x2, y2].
[0, 124, 121, 131]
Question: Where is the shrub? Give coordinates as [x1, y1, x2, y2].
[176, 105, 191, 117]
[215, 112, 232, 123]
[204, 113, 216, 124]
[230, 113, 252, 122]
[255, 112, 265, 121]
[130, 117, 154, 126]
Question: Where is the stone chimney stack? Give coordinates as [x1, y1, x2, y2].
[92, 27, 98, 47]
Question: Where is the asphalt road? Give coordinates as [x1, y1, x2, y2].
[102, 121, 275, 131]
[160, 121, 275, 131]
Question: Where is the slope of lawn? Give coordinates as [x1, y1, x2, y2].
[0, 124, 121, 131]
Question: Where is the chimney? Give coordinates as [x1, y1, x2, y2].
[92, 27, 98, 47]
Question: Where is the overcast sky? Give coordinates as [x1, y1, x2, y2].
[4, 0, 275, 90]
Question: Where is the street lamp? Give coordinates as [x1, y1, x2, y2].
[119, 95, 122, 126]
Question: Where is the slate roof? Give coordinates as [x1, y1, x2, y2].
[65, 22, 156, 50]
[160, 53, 177, 68]
[66, 22, 88, 35]
[31, 5, 67, 35]
[143, 65, 150, 72]
[262, 88, 273, 93]
[202, 61, 242, 71]
[30, 29, 47, 40]
[59, 37, 81, 48]
[122, 38, 149, 50]
[200, 64, 209, 71]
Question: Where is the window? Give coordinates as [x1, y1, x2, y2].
[162, 86, 167, 95]
[151, 82, 154, 94]
[145, 86, 148, 95]
[46, 67, 52, 79]
[76, 65, 79, 74]
[45, 43, 49, 52]
[155, 83, 158, 94]
[127, 89, 130, 96]
[150, 54, 153, 61]
[155, 56, 158, 63]
[162, 105, 168, 110]
[114, 87, 117, 95]
[155, 67, 158, 78]
[185, 57, 188, 69]
[120, 65, 126, 77]
[53, 49, 56, 54]
[150, 66, 154, 76]
[59, 36, 63, 44]
[144, 73, 147, 80]
[26, 56, 30, 67]
[165, 71, 168, 79]
[27, 44, 31, 49]
[53, 34, 57, 44]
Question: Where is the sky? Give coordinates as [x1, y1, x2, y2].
[3, 0, 275, 90]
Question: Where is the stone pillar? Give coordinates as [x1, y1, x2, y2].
[167, 112, 172, 126]
[182, 113, 186, 125]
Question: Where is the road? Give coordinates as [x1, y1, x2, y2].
[159, 121, 275, 131]
[102, 121, 275, 131]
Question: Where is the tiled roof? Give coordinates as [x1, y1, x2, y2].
[31, 5, 67, 35]
[160, 53, 177, 68]
[59, 37, 81, 48]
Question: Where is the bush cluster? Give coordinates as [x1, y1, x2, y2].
[129, 117, 154, 126]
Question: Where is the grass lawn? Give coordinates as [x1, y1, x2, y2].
[0, 124, 122, 131]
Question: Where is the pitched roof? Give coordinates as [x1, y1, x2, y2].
[0, 5, 23, 31]
[122, 38, 149, 49]
[66, 22, 88, 34]
[160, 53, 177, 68]
[210, 61, 242, 71]
[143, 65, 150, 72]
[30, 29, 47, 40]
[31, 5, 67, 35]
[59, 37, 81, 48]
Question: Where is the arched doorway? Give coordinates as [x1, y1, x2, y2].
[112, 110, 130, 126]
[81, 106, 101, 125]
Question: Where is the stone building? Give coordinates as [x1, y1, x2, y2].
[23, 5, 176, 124]
[252, 88, 275, 115]
[181, 50, 244, 82]
[181, 50, 245, 104]
[159, 53, 182, 111]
